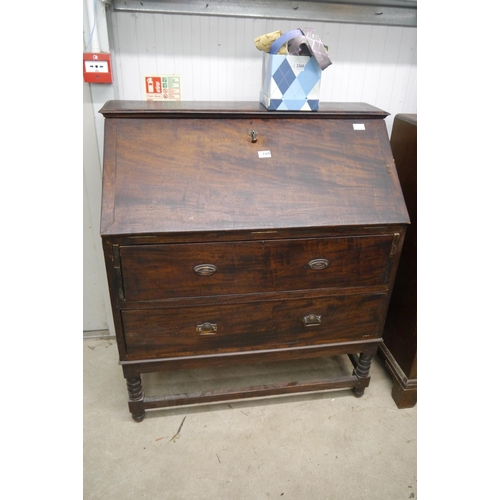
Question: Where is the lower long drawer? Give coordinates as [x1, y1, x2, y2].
[121, 293, 387, 360]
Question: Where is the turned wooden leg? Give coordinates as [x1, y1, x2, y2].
[352, 353, 373, 398]
[126, 376, 145, 422]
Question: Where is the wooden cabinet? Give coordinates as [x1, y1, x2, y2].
[99, 101, 409, 421]
[380, 113, 417, 408]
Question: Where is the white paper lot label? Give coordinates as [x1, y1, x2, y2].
[353, 124, 365, 130]
[258, 151, 272, 158]
[293, 62, 306, 72]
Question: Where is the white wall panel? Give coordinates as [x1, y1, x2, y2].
[83, 170, 108, 332]
[83, 82, 115, 336]
[108, 11, 416, 134]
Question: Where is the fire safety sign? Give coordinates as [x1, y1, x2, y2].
[144, 75, 182, 101]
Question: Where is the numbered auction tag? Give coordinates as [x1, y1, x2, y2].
[292, 62, 306, 72]
[258, 151, 272, 158]
[353, 124, 365, 130]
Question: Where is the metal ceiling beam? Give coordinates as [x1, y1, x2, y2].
[111, 0, 417, 28]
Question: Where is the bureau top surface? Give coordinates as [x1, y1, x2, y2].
[100, 101, 409, 236]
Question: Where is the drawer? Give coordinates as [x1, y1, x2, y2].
[119, 235, 395, 301]
[121, 293, 386, 359]
[119, 241, 267, 301]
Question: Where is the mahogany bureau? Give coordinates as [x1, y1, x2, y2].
[99, 101, 409, 422]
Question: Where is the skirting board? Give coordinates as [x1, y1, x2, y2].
[83, 329, 115, 340]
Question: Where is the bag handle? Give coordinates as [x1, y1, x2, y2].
[269, 29, 302, 55]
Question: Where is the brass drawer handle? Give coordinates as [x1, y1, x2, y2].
[196, 322, 218, 335]
[302, 314, 322, 327]
[307, 258, 330, 270]
[193, 264, 218, 276]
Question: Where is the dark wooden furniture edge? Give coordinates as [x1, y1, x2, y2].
[122, 341, 380, 421]
[393, 113, 416, 126]
[99, 100, 390, 119]
[378, 342, 417, 408]
[129, 374, 371, 417]
[101, 224, 405, 240]
[380, 113, 417, 410]
[120, 339, 381, 374]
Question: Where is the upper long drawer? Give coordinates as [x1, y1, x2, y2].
[118, 235, 395, 301]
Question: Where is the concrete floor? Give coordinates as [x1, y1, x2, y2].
[83, 338, 417, 499]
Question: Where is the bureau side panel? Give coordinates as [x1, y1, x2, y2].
[100, 119, 117, 235]
[100, 238, 127, 360]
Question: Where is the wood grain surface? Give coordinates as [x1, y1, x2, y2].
[100, 103, 408, 235]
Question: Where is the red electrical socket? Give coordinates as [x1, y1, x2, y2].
[83, 53, 113, 84]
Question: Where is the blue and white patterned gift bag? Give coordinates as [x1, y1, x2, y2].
[259, 53, 322, 111]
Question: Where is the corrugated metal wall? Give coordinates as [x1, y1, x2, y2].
[108, 11, 416, 133]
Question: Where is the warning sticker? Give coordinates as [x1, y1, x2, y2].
[144, 75, 181, 101]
